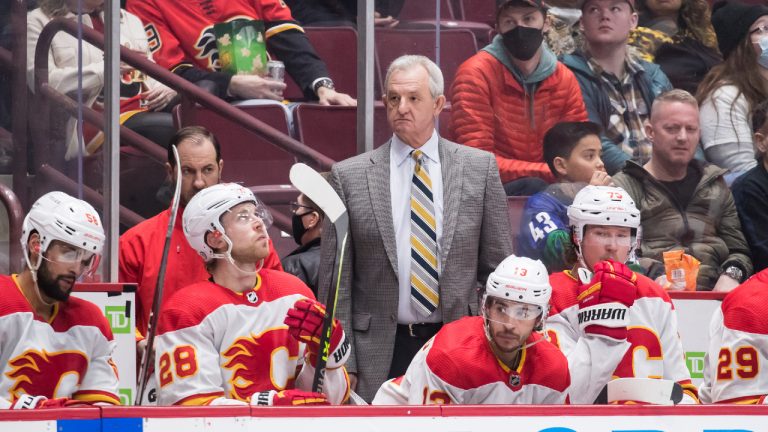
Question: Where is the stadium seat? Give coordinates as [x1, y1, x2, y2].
[174, 101, 296, 185]
[280, 26, 366, 100]
[294, 102, 392, 161]
[507, 196, 529, 251]
[458, 0, 497, 26]
[397, 0, 457, 21]
[375, 28, 478, 100]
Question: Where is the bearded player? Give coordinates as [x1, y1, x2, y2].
[546, 185, 697, 404]
[0, 192, 119, 409]
[373, 255, 569, 405]
[154, 183, 350, 406]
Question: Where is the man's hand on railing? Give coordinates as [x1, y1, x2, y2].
[317, 87, 357, 107]
[228, 75, 286, 101]
[143, 84, 177, 111]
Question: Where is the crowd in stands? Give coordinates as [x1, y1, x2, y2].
[3, 0, 768, 412]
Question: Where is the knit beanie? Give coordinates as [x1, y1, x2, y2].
[711, 0, 768, 59]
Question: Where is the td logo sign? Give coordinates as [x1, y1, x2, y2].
[105, 305, 131, 334]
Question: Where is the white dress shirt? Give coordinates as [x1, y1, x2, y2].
[390, 131, 444, 324]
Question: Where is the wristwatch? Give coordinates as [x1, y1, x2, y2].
[723, 265, 744, 283]
[313, 78, 335, 95]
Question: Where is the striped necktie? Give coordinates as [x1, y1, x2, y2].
[410, 149, 439, 316]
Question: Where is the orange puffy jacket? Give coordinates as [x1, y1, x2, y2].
[449, 51, 588, 184]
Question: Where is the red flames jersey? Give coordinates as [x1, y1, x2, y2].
[701, 269, 768, 404]
[119, 207, 283, 336]
[372, 317, 570, 405]
[0, 275, 120, 405]
[154, 269, 349, 406]
[127, 0, 298, 72]
[546, 270, 698, 404]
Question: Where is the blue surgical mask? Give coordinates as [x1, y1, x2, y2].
[758, 36, 768, 69]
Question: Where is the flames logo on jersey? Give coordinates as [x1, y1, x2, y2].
[195, 26, 221, 70]
[5, 349, 88, 399]
[222, 328, 300, 401]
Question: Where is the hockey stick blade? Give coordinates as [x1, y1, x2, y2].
[135, 145, 182, 405]
[289, 163, 346, 223]
[288, 163, 349, 394]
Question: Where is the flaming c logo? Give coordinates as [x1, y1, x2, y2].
[222, 328, 299, 401]
[5, 349, 89, 399]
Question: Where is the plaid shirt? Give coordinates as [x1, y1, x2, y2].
[586, 55, 653, 165]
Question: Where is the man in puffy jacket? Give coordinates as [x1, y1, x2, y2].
[613, 90, 752, 291]
[449, 0, 588, 196]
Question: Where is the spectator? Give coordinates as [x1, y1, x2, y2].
[284, 0, 399, 28]
[119, 126, 284, 339]
[373, 255, 569, 405]
[630, 0, 721, 94]
[561, 0, 672, 175]
[282, 192, 324, 296]
[0, 192, 119, 409]
[27, 0, 177, 159]
[156, 183, 350, 406]
[700, 268, 768, 404]
[732, 100, 768, 274]
[547, 185, 698, 404]
[127, 0, 355, 105]
[613, 89, 752, 291]
[319, 55, 512, 402]
[518, 121, 612, 273]
[450, 0, 588, 196]
[697, 0, 768, 184]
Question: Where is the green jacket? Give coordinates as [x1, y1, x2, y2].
[614, 160, 752, 290]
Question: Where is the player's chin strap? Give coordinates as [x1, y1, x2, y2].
[23, 250, 56, 308]
[210, 234, 264, 276]
[482, 317, 546, 362]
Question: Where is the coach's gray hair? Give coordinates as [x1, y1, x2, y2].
[384, 55, 444, 99]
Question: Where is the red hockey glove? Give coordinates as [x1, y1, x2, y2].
[11, 395, 81, 409]
[577, 260, 637, 341]
[284, 298, 350, 368]
[251, 389, 330, 406]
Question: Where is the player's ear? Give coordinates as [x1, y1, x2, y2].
[205, 230, 225, 250]
[27, 233, 41, 257]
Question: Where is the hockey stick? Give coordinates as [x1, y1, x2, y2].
[135, 145, 182, 405]
[289, 163, 348, 394]
[594, 379, 683, 405]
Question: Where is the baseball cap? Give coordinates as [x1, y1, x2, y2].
[497, 0, 548, 12]
[580, 0, 636, 11]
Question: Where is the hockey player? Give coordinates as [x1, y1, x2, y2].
[0, 192, 120, 409]
[547, 185, 698, 404]
[700, 268, 768, 404]
[373, 255, 570, 405]
[155, 183, 350, 406]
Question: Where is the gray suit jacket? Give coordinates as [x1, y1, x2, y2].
[318, 137, 512, 402]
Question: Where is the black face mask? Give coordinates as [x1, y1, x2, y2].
[501, 26, 544, 61]
[292, 212, 309, 245]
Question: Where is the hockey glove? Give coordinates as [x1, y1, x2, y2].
[284, 298, 350, 368]
[11, 395, 81, 409]
[251, 389, 329, 406]
[577, 259, 637, 341]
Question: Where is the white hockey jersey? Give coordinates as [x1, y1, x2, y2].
[154, 269, 350, 406]
[547, 270, 698, 404]
[701, 270, 768, 404]
[0, 274, 120, 406]
[373, 316, 570, 405]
